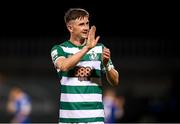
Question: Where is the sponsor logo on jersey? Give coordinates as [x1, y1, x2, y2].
[74, 66, 92, 81]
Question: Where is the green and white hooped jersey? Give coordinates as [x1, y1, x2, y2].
[51, 41, 114, 123]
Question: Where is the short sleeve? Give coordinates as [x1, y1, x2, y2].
[102, 58, 115, 73]
[51, 45, 66, 65]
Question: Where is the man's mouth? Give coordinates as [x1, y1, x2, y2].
[82, 32, 88, 35]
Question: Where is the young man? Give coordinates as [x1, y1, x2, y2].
[51, 8, 119, 123]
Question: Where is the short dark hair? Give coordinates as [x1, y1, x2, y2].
[64, 8, 89, 24]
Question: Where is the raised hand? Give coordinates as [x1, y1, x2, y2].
[102, 47, 111, 66]
[86, 26, 100, 49]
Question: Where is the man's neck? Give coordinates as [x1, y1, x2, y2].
[69, 36, 86, 46]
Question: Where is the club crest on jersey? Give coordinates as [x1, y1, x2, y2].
[89, 51, 98, 61]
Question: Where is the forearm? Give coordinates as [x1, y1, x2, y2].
[56, 46, 90, 71]
[106, 68, 119, 86]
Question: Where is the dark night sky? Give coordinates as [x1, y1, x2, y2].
[0, 1, 179, 38]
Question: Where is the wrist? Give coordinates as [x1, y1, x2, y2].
[105, 63, 113, 72]
[83, 46, 91, 52]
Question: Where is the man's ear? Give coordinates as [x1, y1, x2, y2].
[67, 23, 73, 33]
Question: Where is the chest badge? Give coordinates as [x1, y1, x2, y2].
[89, 51, 99, 61]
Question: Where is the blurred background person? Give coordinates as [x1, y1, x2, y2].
[103, 88, 116, 123]
[115, 96, 125, 122]
[103, 88, 125, 123]
[6, 86, 32, 123]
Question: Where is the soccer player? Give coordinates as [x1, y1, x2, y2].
[7, 87, 32, 123]
[51, 8, 119, 124]
[103, 88, 125, 123]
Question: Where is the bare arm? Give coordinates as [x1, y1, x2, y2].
[103, 47, 119, 86]
[55, 26, 100, 71]
[56, 46, 89, 71]
[106, 68, 119, 86]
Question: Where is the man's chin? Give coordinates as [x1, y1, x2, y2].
[80, 36, 88, 40]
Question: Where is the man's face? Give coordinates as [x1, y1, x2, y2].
[68, 16, 89, 40]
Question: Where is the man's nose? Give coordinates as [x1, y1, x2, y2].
[84, 25, 89, 30]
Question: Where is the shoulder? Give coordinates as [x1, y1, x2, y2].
[96, 43, 104, 46]
[51, 41, 68, 52]
[96, 43, 105, 48]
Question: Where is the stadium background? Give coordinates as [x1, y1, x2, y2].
[0, 1, 179, 123]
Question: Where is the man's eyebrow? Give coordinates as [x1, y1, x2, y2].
[78, 21, 89, 25]
[78, 22, 84, 25]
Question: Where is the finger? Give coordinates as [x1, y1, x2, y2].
[88, 26, 96, 41]
[103, 51, 110, 55]
[91, 25, 96, 31]
[103, 50, 110, 55]
[88, 27, 92, 37]
[103, 52, 110, 58]
[90, 26, 96, 35]
[103, 55, 110, 59]
[103, 51, 110, 57]
[103, 49, 110, 54]
[102, 56, 109, 61]
[88, 26, 94, 35]
[92, 26, 96, 38]
[103, 47, 110, 52]
[103, 54, 110, 59]
[95, 36, 100, 43]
